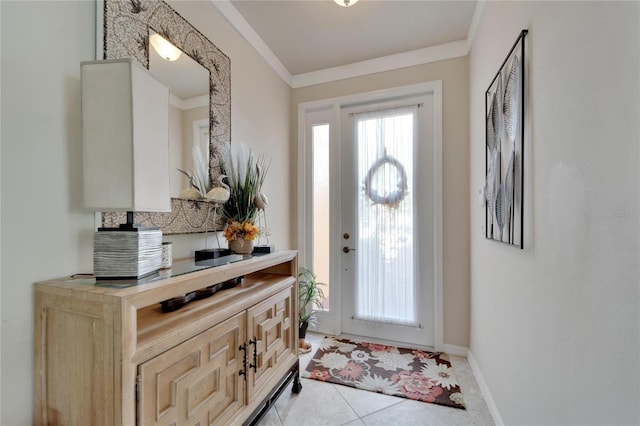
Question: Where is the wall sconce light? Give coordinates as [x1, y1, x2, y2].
[149, 33, 182, 61]
[334, 0, 359, 6]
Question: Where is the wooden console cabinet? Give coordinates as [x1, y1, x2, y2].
[34, 251, 300, 425]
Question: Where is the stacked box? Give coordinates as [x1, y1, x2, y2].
[94, 229, 162, 279]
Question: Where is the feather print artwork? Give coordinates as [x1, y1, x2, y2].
[505, 150, 515, 213]
[503, 56, 520, 143]
[486, 150, 499, 224]
[484, 29, 527, 247]
[487, 95, 497, 151]
[486, 164, 495, 222]
[491, 76, 503, 148]
[504, 150, 515, 240]
[495, 183, 506, 240]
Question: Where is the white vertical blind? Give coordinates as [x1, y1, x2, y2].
[355, 106, 417, 325]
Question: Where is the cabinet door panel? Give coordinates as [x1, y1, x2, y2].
[36, 301, 114, 426]
[246, 287, 296, 402]
[138, 312, 245, 425]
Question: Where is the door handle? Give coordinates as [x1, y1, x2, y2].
[239, 342, 248, 378]
[248, 337, 257, 373]
[342, 246, 355, 253]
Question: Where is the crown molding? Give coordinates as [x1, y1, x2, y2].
[466, 0, 486, 52]
[291, 40, 468, 88]
[210, 0, 485, 89]
[169, 94, 209, 111]
[210, 0, 293, 86]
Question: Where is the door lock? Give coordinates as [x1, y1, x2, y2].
[342, 246, 355, 253]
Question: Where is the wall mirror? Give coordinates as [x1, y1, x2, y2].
[148, 29, 210, 197]
[101, 0, 231, 234]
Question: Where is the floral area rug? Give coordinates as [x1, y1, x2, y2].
[302, 337, 465, 409]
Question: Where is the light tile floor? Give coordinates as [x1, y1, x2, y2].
[258, 333, 494, 426]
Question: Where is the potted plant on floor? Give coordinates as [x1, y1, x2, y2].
[298, 267, 326, 354]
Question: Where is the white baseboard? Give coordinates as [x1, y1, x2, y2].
[467, 350, 505, 426]
[443, 344, 469, 357]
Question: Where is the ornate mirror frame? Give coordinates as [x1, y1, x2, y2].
[100, 0, 231, 234]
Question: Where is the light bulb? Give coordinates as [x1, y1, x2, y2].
[149, 33, 182, 62]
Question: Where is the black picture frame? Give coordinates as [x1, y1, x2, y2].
[485, 29, 528, 249]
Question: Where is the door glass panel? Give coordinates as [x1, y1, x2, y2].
[312, 124, 330, 309]
[355, 110, 416, 325]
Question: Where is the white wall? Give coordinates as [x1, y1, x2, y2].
[0, 1, 291, 424]
[469, 2, 640, 424]
[1, 2, 96, 424]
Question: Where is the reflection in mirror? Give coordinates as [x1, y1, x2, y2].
[103, 0, 231, 234]
[148, 30, 210, 198]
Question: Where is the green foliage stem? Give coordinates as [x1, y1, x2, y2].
[298, 266, 326, 325]
[220, 147, 269, 224]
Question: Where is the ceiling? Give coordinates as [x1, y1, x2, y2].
[223, 0, 478, 84]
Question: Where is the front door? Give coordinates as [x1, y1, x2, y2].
[340, 95, 435, 347]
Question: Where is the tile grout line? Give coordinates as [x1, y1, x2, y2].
[353, 398, 406, 424]
[274, 402, 284, 426]
[331, 383, 363, 425]
[330, 380, 408, 425]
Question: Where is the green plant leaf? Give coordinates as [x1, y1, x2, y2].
[298, 266, 326, 324]
[220, 145, 270, 224]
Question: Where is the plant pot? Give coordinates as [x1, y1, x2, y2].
[228, 239, 254, 254]
[299, 321, 309, 339]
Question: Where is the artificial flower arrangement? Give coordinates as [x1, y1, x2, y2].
[223, 219, 259, 241]
[220, 144, 270, 243]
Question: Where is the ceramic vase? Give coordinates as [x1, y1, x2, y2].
[229, 239, 254, 254]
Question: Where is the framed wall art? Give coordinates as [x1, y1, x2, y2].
[485, 29, 527, 249]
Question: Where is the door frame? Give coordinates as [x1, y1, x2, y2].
[297, 81, 444, 351]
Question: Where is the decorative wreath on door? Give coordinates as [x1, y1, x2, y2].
[363, 153, 408, 207]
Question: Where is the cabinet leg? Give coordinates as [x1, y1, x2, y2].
[291, 371, 302, 393]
